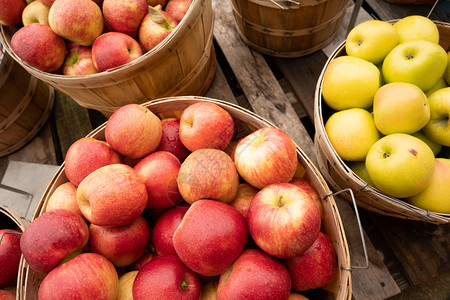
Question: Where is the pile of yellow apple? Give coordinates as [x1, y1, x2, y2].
[321, 15, 450, 214]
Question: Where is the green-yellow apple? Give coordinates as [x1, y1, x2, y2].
[283, 232, 337, 292]
[233, 127, 298, 189]
[0, 0, 26, 25]
[426, 76, 448, 97]
[347, 161, 375, 187]
[411, 130, 442, 156]
[63, 42, 99, 76]
[117, 271, 138, 300]
[139, 7, 178, 52]
[11, 23, 66, 72]
[177, 149, 239, 204]
[445, 51, 450, 85]
[217, 249, 291, 300]
[105, 104, 162, 159]
[49, 0, 104, 46]
[45, 182, 84, 219]
[247, 183, 321, 259]
[393, 15, 439, 44]
[38, 253, 118, 300]
[365, 133, 435, 198]
[325, 108, 381, 161]
[173, 200, 248, 276]
[407, 158, 450, 213]
[423, 87, 450, 146]
[373, 82, 430, 135]
[322, 55, 381, 110]
[102, 0, 148, 37]
[382, 40, 447, 92]
[0, 229, 22, 288]
[179, 102, 235, 152]
[20, 209, 90, 274]
[345, 20, 398, 65]
[165, 0, 193, 23]
[22, 0, 49, 26]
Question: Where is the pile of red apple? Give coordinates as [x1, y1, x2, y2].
[0, 222, 22, 300]
[0, 0, 190, 75]
[15, 101, 338, 299]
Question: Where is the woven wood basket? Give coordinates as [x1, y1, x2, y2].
[229, 0, 351, 58]
[0, 45, 54, 157]
[314, 21, 450, 224]
[18, 96, 351, 299]
[0, 0, 215, 117]
[0, 205, 30, 232]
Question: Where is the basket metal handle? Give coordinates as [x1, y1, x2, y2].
[0, 231, 23, 244]
[326, 188, 369, 270]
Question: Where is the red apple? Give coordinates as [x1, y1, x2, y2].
[48, 0, 104, 46]
[217, 249, 291, 300]
[63, 42, 99, 75]
[92, 32, 143, 72]
[134, 151, 182, 209]
[117, 270, 138, 300]
[165, 0, 192, 23]
[20, 209, 89, 274]
[38, 253, 118, 300]
[76, 164, 148, 227]
[130, 251, 156, 270]
[234, 127, 298, 189]
[102, 0, 148, 37]
[105, 104, 162, 159]
[0, 0, 26, 25]
[284, 232, 338, 292]
[89, 215, 150, 267]
[39, 0, 56, 8]
[247, 183, 321, 259]
[11, 23, 66, 72]
[177, 149, 239, 204]
[45, 182, 84, 219]
[173, 199, 248, 276]
[139, 7, 178, 52]
[22, 0, 50, 26]
[151, 204, 189, 256]
[133, 255, 202, 300]
[229, 183, 259, 220]
[200, 281, 218, 300]
[179, 102, 235, 152]
[0, 229, 22, 288]
[64, 137, 123, 186]
[289, 177, 324, 218]
[156, 118, 191, 162]
[0, 290, 15, 300]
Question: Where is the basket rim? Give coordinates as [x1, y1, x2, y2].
[313, 20, 450, 224]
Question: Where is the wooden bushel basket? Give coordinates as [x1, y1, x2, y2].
[17, 96, 351, 299]
[0, 205, 30, 232]
[0, 45, 54, 157]
[0, 0, 215, 117]
[314, 21, 450, 224]
[229, 0, 351, 58]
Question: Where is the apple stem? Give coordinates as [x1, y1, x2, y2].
[0, 231, 22, 244]
[383, 152, 390, 159]
[180, 279, 189, 290]
[277, 196, 284, 207]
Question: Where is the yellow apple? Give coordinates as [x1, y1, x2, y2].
[445, 51, 450, 85]
[423, 87, 450, 146]
[322, 56, 381, 111]
[346, 20, 398, 65]
[426, 76, 448, 97]
[366, 133, 435, 198]
[393, 15, 439, 44]
[411, 130, 442, 156]
[407, 158, 450, 214]
[373, 82, 430, 135]
[382, 40, 447, 92]
[347, 161, 375, 187]
[325, 108, 381, 161]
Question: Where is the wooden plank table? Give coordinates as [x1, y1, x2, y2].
[1, 0, 449, 299]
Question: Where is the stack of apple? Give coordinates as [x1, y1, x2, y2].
[0, 222, 22, 300]
[17, 101, 339, 299]
[0, 0, 191, 75]
[321, 15, 450, 214]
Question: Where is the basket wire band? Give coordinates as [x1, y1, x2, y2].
[325, 188, 369, 271]
[0, 231, 23, 244]
[427, 0, 440, 18]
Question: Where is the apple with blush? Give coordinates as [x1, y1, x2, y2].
[0, 290, 15, 300]
[63, 42, 98, 76]
[102, 0, 148, 37]
[105, 104, 162, 159]
[117, 271, 138, 300]
[133, 255, 202, 300]
[130, 251, 156, 270]
[38, 253, 118, 300]
[0, 229, 22, 288]
[0, 0, 27, 25]
[173, 199, 248, 276]
[76, 164, 148, 227]
[20, 209, 89, 274]
[139, 6, 178, 52]
[11, 23, 67, 72]
[289, 177, 324, 218]
[39, 0, 56, 8]
[247, 183, 321, 259]
[284, 232, 338, 292]
[229, 183, 259, 220]
[156, 118, 191, 162]
[64, 137, 123, 186]
[151, 204, 189, 256]
[165, 0, 193, 23]
[134, 151, 182, 209]
[22, 0, 50, 26]
[44, 182, 84, 219]
[217, 249, 291, 300]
